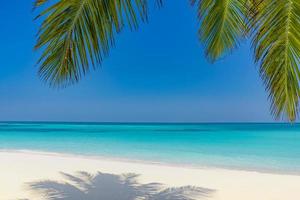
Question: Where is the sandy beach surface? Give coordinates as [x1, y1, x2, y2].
[1, 151, 300, 200]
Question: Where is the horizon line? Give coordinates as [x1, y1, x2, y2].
[0, 121, 295, 124]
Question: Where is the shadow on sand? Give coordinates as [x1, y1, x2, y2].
[27, 171, 215, 200]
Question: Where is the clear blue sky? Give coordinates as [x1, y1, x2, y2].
[0, 0, 272, 122]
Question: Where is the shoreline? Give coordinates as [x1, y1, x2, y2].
[1, 149, 299, 176]
[1, 150, 300, 199]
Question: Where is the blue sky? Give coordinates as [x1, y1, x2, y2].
[0, 0, 272, 122]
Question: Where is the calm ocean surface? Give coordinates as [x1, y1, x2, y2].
[0, 122, 300, 173]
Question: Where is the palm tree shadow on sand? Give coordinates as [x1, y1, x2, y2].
[28, 171, 215, 200]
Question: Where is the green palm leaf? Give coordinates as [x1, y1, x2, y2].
[35, 0, 300, 121]
[192, 0, 248, 62]
[252, 0, 300, 121]
[34, 0, 48, 6]
[35, 0, 148, 87]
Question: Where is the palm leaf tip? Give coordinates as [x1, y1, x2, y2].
[35, 0, 149, 87]
[34, 0, 48, 7]
[192, 0, 248, 62]
[252, 0, 300, 121]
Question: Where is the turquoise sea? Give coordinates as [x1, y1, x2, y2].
[0, 122, 300, 173]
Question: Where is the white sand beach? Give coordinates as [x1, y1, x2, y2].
[1, 151, 300, 200]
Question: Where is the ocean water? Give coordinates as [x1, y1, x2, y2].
[0, 122, 300, 173]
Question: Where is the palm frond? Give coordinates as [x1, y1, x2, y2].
[252, 0, 300, 121]
[192, 0, 248, 62]
[35, 0, 48, 6]
[35, 0, 148, 87]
